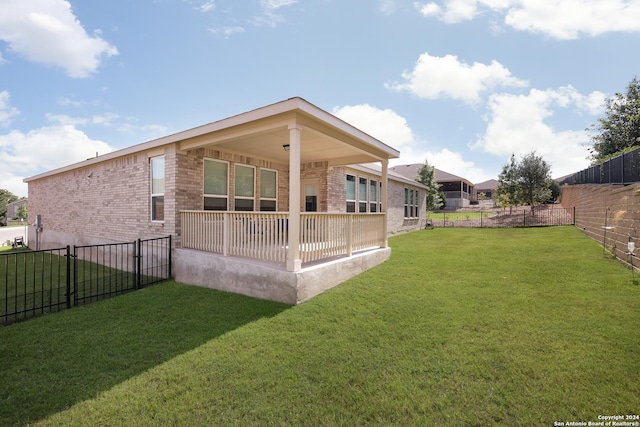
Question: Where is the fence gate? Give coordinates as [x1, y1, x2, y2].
[1, 236, 171, 324]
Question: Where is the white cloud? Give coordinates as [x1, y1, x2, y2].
[414, 0, 640, 39]
[474, 86, 603, 177]
[423, 148, 489, 183]
[332, 104, 415, 148]
[183, 0, 216, 13]
[387, 52, 528, 105]
[45, 112, 120, 127]
[504, 0, 640, 39]
[208, 26, 246, 38]
[0, 169, 29, 198]
[58, 96, 83, 107]
[45, 113, 88, 126]
[414, 2, 441, 17]
[0, 0, 118, 78]
[0, 91, 20, 127]
[332, 103, 491, 182]
[0, 125, 113, 196]
[414, 0, 479, 23]
[252, 0, 298, 27]
[378, 0, 398, 15]
[45, 112, 168, 138]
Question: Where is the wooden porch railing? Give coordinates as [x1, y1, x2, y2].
[180, 211, 386, 266]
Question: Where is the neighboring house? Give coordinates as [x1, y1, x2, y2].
[25, 97, 426, 304]
[389, 164, 476, 209]
[475, 179, 499, 200]
[6, 198, 27, 220]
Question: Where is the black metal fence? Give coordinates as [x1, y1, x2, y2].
[1, 236, 171, 324]
[561, 147, 640, 185]
[428, 207, 575, 228]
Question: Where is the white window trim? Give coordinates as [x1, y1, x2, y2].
[346, 174, 357, 212]
[259, 167, 278, 211]
[404, 187, 419, 219]
[358, 176, 368, 213]
[150, 156, 165, 223]
[234, 164, 256, 211]
[203, 158, 229, 211]
[369, 179, 378, 213]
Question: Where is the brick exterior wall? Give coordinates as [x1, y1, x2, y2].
[27, 143, 425, 249]
[386, 178, 427, 234]
[337, 167, 427, 234]
[28, 150, 170, 249]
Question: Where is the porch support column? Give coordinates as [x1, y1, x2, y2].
[381, 159, 389, 248]
[287, 124, 302, 272]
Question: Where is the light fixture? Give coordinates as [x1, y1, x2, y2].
[283, 144, 290, 151]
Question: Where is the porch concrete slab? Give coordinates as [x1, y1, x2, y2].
[173, 247, 391, 304]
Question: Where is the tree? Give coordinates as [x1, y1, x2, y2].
[415, 160, 442, 210]
[496, 152, 553, 213]
[0, 189, 18, 222]
[588, 77, 640, 163]
[16, 202, 28, 220]
[517, 151, 552, 210]
[496, 154, 521, 213]
[547, 180, 562, 203]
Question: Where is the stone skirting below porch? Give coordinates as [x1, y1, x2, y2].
[173, 246, 391, 304]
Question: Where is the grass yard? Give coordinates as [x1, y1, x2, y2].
[1, 227, 638, 426]
[1, 249, 142, 323]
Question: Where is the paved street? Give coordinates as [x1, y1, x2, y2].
[0, 224, 29, 248]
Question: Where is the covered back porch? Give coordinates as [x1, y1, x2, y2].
[174, 98, 399, 272]
[180, 211, 386, 267]
[172, 98, 399, 302]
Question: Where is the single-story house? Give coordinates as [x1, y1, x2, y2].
[389, 164, 476, 209]
[25, 97, 427, 304]
[475, 179, 499, 200]
[5, 198, 28, 220]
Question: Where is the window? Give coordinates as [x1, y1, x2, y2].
[369, 179, 378, 213]
[150, 156, 165, 221]
[346, 174, 356, 212]
[404, 188, 409, 218]
[347, 174, 384, 213]
[358, 177, 368, 212]
[235, 164, 255, 211]
[204, 159, 228, 210]
[260, 168, 277, 211]
[404, 188, 419, 219]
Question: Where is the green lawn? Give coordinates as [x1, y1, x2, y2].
[1, 249, 140, 323]
[1, 227, 638, 426]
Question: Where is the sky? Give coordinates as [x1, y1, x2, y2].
[1, 0, 640, 198]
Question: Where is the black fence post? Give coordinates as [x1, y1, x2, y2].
[72, 245, 78, 307]
[168, 235, 172, 278]
[135, 239, 141, 290]
[573, 207, 576, 226]
[65, 245, 71, 309]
